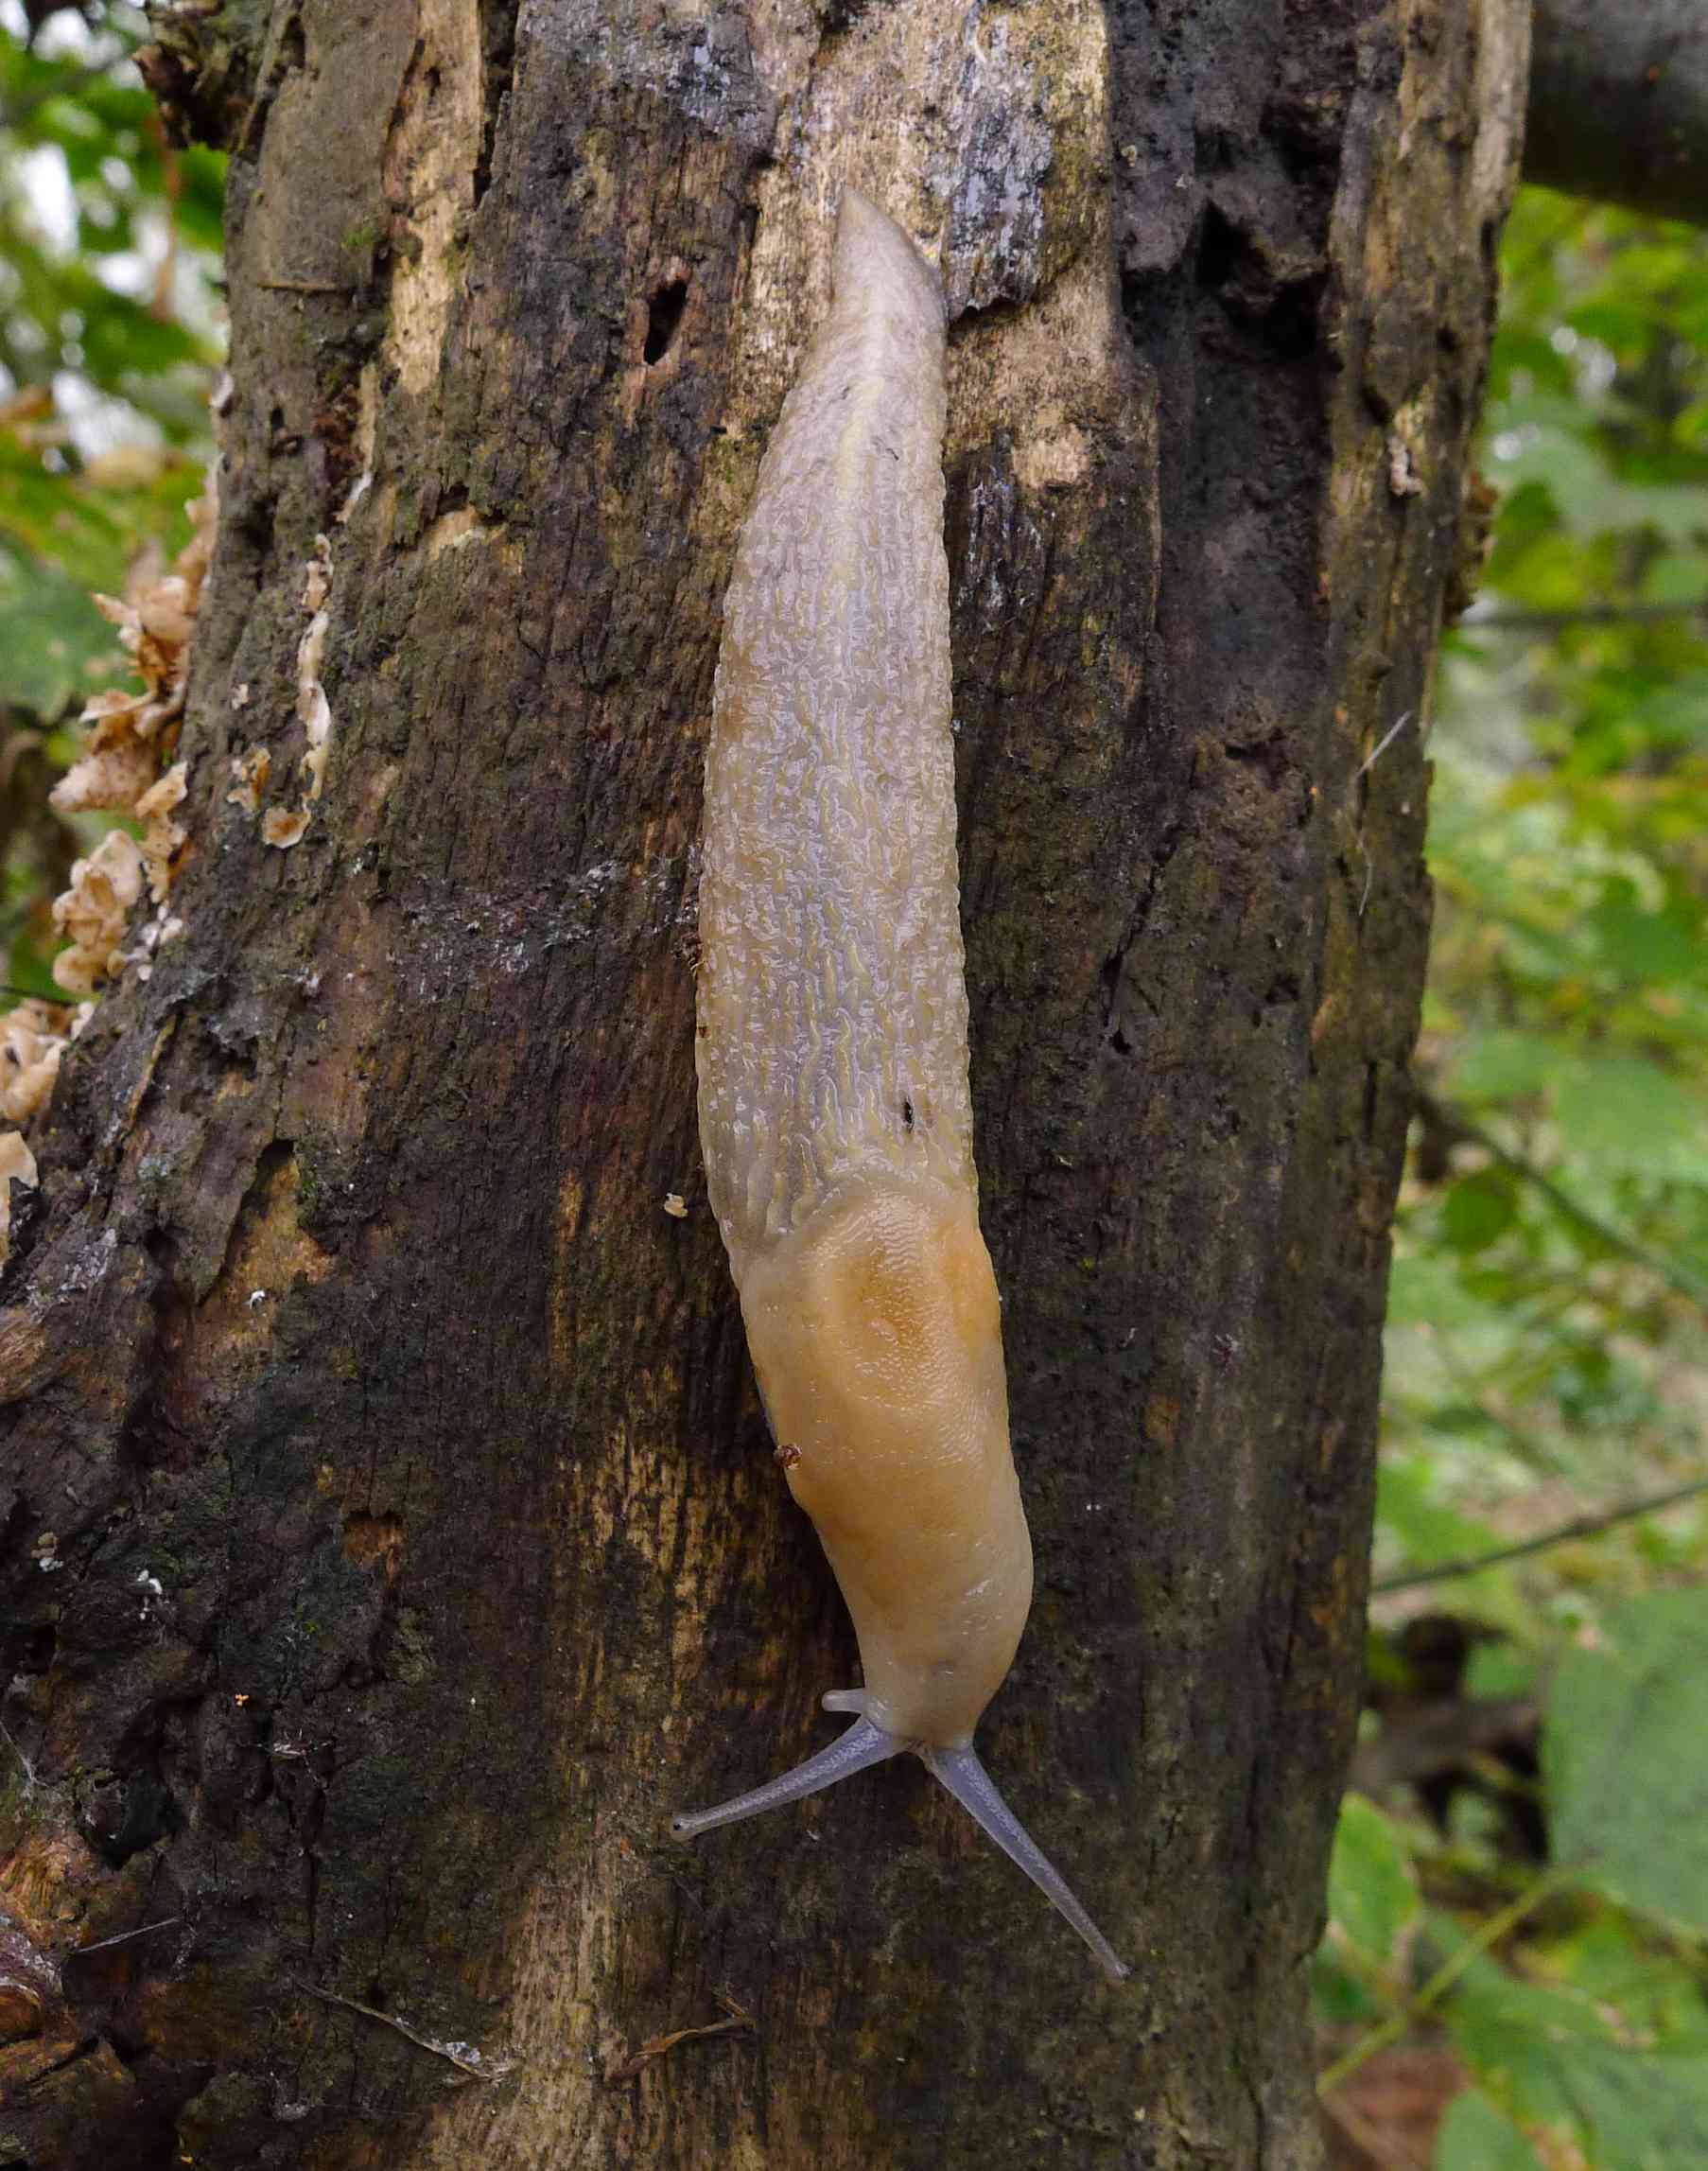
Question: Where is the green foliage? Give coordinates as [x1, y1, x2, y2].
[1434, 2090, 1545, 2171]
[1381, 187, 1708, 1578]
[1547, 1590, 1708, 1939]
[1323, 1589, 1708, 2167]
[1430, 1894, 1708, 2169]
[0, 2, 222, 989]
[1315, 1794, 1423, 2022]
[1321, 190, 1708, 2171]
[0, 5, 221, 707]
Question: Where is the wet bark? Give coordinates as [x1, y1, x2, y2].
[0, 1, 1525, 2165]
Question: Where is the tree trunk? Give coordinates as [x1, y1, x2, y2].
[0, 1, 1526, 2164]
[1527, 0, 1708, 227]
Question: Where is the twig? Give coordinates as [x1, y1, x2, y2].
[1372, 1474, 1708, 1594]
[292, 1978, 515, 2082]
[1317, 1865, 1577, 2098]
[1463, 600, 1708, 631]
[0, 1719, 37, 1793]
[603, 1991, 756, 2084]
[1354, 833, 1374, 919]
[1416, 1088, 1708, 1312]
[1358, 710, 1414, 777]
[67, 1915, 182, 1957]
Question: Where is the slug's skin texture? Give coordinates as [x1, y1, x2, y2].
[687, 192, 1124, 1979]
[686, 195, 1127, 1980]
[697, 192, 971, 1269]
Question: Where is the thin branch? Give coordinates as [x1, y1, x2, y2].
[67, 1915, 182, 1956]
[1358, 709, 1415, 777]
[603, 1992, 756, 2085]
[292, 1978, 516, 2082]
[1372, 1473, 1708, 1594]
[1525, 0, 1708, 228]
[1416, 1088, 1708, 1312]
[1463, 601, 1708, 631]
[0, 1718, 38, 1793]
[1317, 1865, 1578, 2099]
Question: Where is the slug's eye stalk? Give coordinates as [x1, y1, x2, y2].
[670, 1714, 901, 1839]
[922, 1742, 1131, 1984]
[672, 1699, 1132, 1984]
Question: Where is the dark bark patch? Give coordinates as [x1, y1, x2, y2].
[1195, 203, 1322, 359]
[475, 3, 522, 207]
[78, 1769, 181, 1871]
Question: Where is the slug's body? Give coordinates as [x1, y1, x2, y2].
[682, 192, 1126, 1981]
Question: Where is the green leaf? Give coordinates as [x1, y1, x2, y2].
[1433, 2090, 1545, 2171]
[1449, 1030, 1565, 1104]
[1641, 548, 1708, 605]
[1324, 1795, 1420, 1966]
[1443, 1169, 1520, 1253]
[0, 542, 121, 715]
[1560, 2040, 1708, 2170]
[1554, 1057, 1708, 1187]
[1546, 1588, 1708, 1937]
[1462, 1640, 1538, 1701]
[1428, 1902, 1708, 2171]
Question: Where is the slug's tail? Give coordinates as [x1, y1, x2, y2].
[671, 1713, 901, 1838]
[923, 1742, 1132, 1984]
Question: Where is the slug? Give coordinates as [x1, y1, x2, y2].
[679, 190, 1128, 1984]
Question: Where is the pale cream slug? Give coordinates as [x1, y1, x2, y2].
[678, 190, 1128, 1983]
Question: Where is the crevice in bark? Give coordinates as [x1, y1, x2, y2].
[643, 277, 690, 364]
[474, 1, 521, 208]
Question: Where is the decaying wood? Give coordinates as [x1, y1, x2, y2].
[1, 1, 1526, 2164]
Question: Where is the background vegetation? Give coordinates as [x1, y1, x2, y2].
[1320, 190, 1708, 2169]
[0, 0, 219, 997]
[2, 12, 1704, 2167]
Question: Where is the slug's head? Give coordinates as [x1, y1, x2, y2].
[677, 1177, 1131, 1982]
[737, 1178, 1029, 1745]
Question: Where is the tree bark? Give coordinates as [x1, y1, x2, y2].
[0, 2, 1525, 2165]
[1527, 0, 1708, 227]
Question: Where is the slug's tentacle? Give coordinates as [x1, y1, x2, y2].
[923, 1744, 1132, 1984]
[675, 1703, 1131, 1982]
[671, 1715, 901, 1838]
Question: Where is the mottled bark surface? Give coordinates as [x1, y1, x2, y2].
[0, 2, 1525, 2165]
